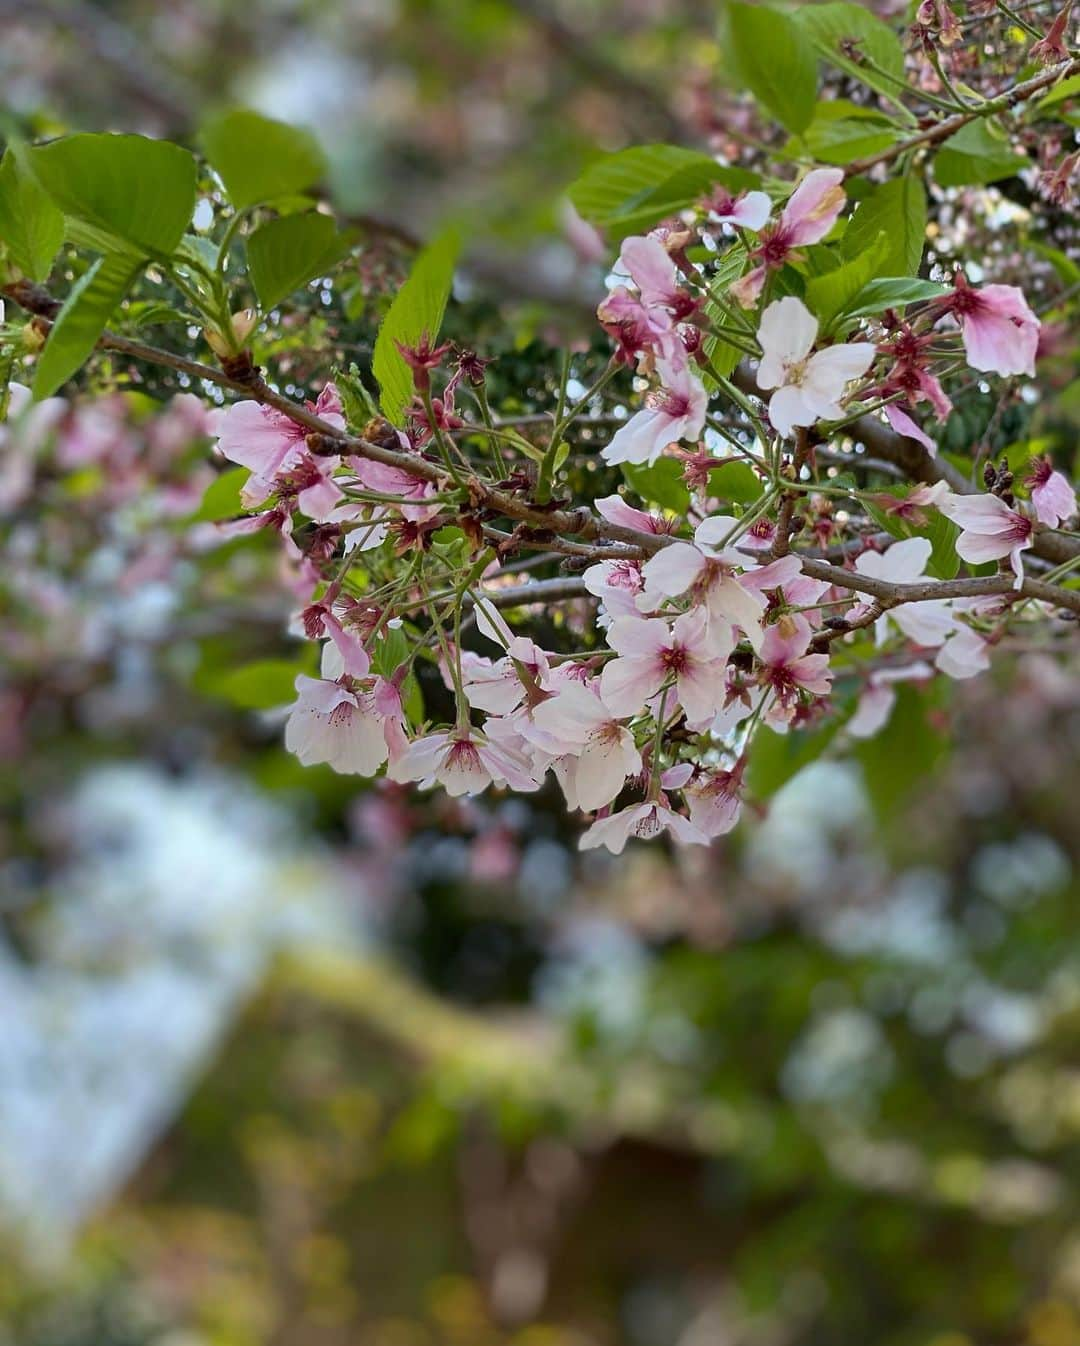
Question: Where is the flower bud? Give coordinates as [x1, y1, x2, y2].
[231, 308, 258, 344]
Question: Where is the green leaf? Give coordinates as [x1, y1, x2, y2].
[933, 120, 1028, 188]
[1035, 73, 1080, 114]
[200, 109, 327, 210]
[727, 2, 818, 135]
[801, 101, 901, 165]
[856, 684, 946, 823]
[621, 457, 690, 514]
[842, 175, 926, 277]
[373, 228, 459, 424]
[247, 212, 353, 310]
[922, 509, 961, 580]
[26, 133, 196, 258]
[707, 459, 762, 505]
[805, 230, 888, 326]
[188, 466, 251, 522]
[33, 253, 142, 398]
[205, 655, 317, 710]
[793, 3, 909, 109]
[334, 362, 382, 428]
[746, 720, 839, 801]
[0, 149, 65, 281]
[840, 276, 948, 321]
[569, 144, 758, 234]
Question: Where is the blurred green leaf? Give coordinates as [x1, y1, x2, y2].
[746, 720, 840, 800]
[189, 466, 251, 522]
[621, 457, 691, 513]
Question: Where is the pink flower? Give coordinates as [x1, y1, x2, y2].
[597, 287, 676, 368]
[756, 297, 875, 437]
[617, 235, 698, 320]
[682, 764, 744, 838]
[703, 186, 772, 232]
[462, 636, 549, 715]
[934, 624, 991, 680]
[600, 609, 729, 724]
[601, 360, 708, 467]
[884, 404, 937, 457]
[854, 538, 956, 647]
[595, 493, 673, 536]
[870, 481, 949, 526]
[285, 673, 403, 775]
[732, 169, 846, 307]
[391, 729, 540, 797]
[942, 277, 1040, 378]
[583, 557, 646, 619]
[847, 662, 933, 739]
[532, 683, 642, 811]
[579, 798, 708, 853]
[938, 491, 1034, 587]
[637, 518, 765, 650]
[756, 614, 832, 719]
[1025, 457, 1076, 527]
[216, 384, 345, 498]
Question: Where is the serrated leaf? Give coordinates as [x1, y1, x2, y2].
[373, 228, 459, 424]
[200, 109, 327, 210]
[806, 230, 889, 326]
[0, 149, 65, 281]
[727, 3, 818, 135]
[33, 252, 142, 398]
[793, 3, 909, 109]
[568, 144, 758, 233]
[843, 175, 926, 277]
[933, 120, 1028, 188]
[247, 212, 353, 310]
[26, 133, 196, 259]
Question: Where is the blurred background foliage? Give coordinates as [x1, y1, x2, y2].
[2, 1, 1080, 1344]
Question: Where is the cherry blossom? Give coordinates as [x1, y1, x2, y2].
[391, 728, 540, 797]
[941, 276, 1040, 379]
[531, 682, 642, 812]
[600, 609, 730, 724]
[756, 298, 875, 437]
[1025, 457, 1076, 528]
[938, 492, 1035, 587]
[756, 614, 833, 723]
[285, 672, 403, 775]
[601, 359, 708, 466]
[579, 798, 708, 854]
[732, 168, 846, 306]
[854, 538, 956, 647]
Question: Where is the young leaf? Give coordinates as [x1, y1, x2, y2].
[794, 3, 909, 110]
[0, 149, 65, 282]
[200, 109, 327, 210]
[805, 231, 889, 326]
[727, 3, 818, 135]
[568, 144, 758, 233]
[33, 252, 142, 399]
[842, 175, 926, 277]
[372, 228, 459, 424]
[26, 133, 197, 258]
[247, 212, 353, 310]
[708, 459, 762, 506]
